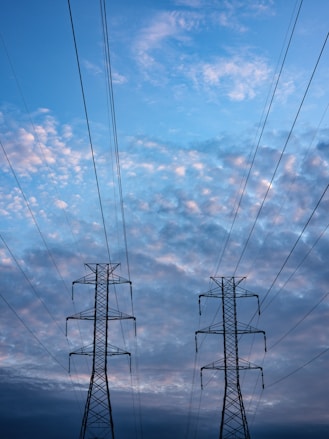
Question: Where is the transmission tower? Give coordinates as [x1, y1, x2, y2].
[67, 262, 136, 439]
[195, 276, 266, 439]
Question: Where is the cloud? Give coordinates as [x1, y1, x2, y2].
[2, 115, 329, 438]
[174, 0, 204, 7]
[218, 10, 248, 33]
[54, 199, 68, 210]
[317, 140, 329, 151]
[133, 11, 269, 98]
[2, 1, 329, 437]
[187, 55, 271, 101]
[125, 4, 275, 102]
[83, 59, 103, 76]
[134, 10, 202, 71]
[0, 109, 87, 180]
[214, 0, 275, 32]
[112, 71, 128, 84]
[0, 369, 81, 439]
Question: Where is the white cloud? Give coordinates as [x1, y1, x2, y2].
[54, 199, 68, 210]
[61, 124, 73, 140]
[175, 165, 186, 176]
[198, 56, 271, 101]
[112, 71, 127, 85]
[83, 59, 102, 76]
[174, 0, 203, 7]
[135, 10, 201, 69]
[128, 4, 275, 99]
[0, 109, 87, 181]
[218, 11, 248, 33]
[0, 249, 12, 265]
[185, 199, 200, 213]
[215, 0, 275, 32]
[274, 78, 296, 103]
[249, 0, 275, 16]
[28, 196, 38, 206]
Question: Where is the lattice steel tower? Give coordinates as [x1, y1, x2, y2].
[67, 263, 135, 439]
[195, 277, 266, 439]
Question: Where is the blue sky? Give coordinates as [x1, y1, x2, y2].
[1, 0, 329, 438]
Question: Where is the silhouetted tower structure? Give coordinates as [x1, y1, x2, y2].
[67, 263, 135, 439]
[195, 277, 266, 439]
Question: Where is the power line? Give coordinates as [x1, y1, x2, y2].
[0, 230, 88, 409]
[260, 182, 329, 309]
[269, 292, 329, 350]
[99, 0, 135, 353]
[0, 137, 71, 296]
[244, 188, 329, 417]
[245, 99, 329, 283]
[97, 1, 129, 349]
[100, 0, 131, 282]
[0, 232, 65, 337]
[67, 5, 142, 438]
[0, 293, 67, 372]
[1, 28, 89, 372]
[213, 0, 304, 276]
[1, 25, 91, 415]
[267, 346, 329, 389]
[0, 30, 85, 267]
[99, 4, 143, 438]
[242, 182, 329, 331]
[185, 349, 200, 439]
[262, 217, 329, 313]
[233, 31, 329, 276]
[68, 0, 111, 262]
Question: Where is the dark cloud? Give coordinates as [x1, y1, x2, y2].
[0, 370, 80, 439]
[316, 141, 329, 151]
[1, 369, 328, 439]
[253, 424, 329, 439]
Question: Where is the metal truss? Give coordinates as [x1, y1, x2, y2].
[196, 277, 266, 439]
[67, 263, 135, 439]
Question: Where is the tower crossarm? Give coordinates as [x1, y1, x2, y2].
[69, 343, 132, 373]
[71, 263, 132, 300]
[66, 308, 136, 336]
[198, 279, 260, 316]
[200, 358, 264, 390]
[195, 322, 267, 353]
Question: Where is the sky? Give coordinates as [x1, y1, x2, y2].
[1, 0, 329, 438]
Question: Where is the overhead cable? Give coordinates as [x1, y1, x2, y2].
[0, 232, 65, 337]
[68, 0, 111, 262]
[245, 98, 329, 283]
[0, 31, 85, 266]
[269, 292, 329, 350]
[100, 0, 131, 282]
[233, 31, 329, 276]
[213, 0, 304, 276]
[99, 6, 144, 438]
[0, 293, 67, 372]
[260, 182, 329, 308]
[266, 346, 329, 388]
[262, 218, 329, 313]
[0, 138, 71, 295]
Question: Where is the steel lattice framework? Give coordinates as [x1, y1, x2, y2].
[196, 277, 266, 439]
[67, 263, 135, 439]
